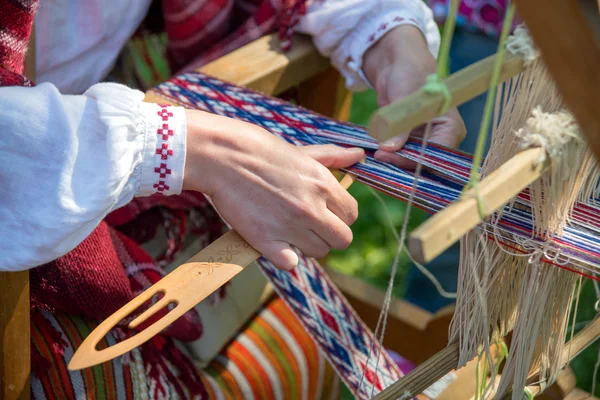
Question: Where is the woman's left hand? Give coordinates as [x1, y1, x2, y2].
[363, 25, 466, 168]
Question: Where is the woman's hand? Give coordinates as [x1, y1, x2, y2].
[183, 110, 364, 271]
[363, 25, 466, 168]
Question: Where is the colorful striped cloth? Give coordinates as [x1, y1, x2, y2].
[149, 72, 600, 281]
[31, 296, 340, 400]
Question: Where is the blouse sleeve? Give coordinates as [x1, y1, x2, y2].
[296, 0, 441, 91]
[0, 82, 187, 271]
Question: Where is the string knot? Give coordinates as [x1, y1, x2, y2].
[506, 24, 539, 65]
[423, 73, 452, 115]
[515, 107, 581, 166]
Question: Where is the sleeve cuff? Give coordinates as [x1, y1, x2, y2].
[137, 102, 187, 197]
[332, 3, 440, 91]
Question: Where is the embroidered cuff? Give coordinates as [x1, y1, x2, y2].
[333, 2, 440, 91]
[138, 102, 186, 197]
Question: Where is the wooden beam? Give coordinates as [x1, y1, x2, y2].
[1, 271, 30, 400]
[198, 34, 330, 96]
[296, 67, 352, 121]
[1, 24, 35, 400]
[515, 0, 600, 163]
[372, 343, 460, 400]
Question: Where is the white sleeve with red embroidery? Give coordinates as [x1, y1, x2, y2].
[297, 0, 441, 91]
[0, 82, 186, 271]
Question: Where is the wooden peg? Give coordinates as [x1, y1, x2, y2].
[408, 147, 547, 264]
[369, 52, 525, 142]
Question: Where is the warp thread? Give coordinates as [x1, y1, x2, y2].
[451, 48, 598, 399]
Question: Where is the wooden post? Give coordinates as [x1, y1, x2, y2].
[515, 0, 600, 163]
[1, 271, 30, 400]
[296, 67, 352, 121]
[1, 24, 35, 400]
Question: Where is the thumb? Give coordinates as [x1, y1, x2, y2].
[260, 240, 299, 271]
[300, 145, 365, 169]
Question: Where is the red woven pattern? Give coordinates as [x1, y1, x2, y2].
[164, 0, 308, 73]
[0, 0, 37, 73]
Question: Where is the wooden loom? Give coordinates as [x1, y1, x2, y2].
[370, 0, 600, 398]
[2, 0, 600, 398]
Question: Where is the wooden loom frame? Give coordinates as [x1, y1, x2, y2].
[2, 0, 600, 398]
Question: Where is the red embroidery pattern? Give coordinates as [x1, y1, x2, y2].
[368, 16, 419, 43]
[153, 105, 175, 195]
[155, 163, 172, 179]
[158, 123, 174, 140]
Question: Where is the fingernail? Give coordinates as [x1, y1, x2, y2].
[345, 147, 364, 153]
[381, 137, 401, 147]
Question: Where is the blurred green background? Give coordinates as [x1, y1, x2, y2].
[334, 90, 599, 397]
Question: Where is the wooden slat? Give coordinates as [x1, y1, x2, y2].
[369, 52, 525, 141]
[515, 0, 600, 163]
[565, 389, 600, 400]
[198, 34, 330, 96]
[408, 147, 547, 264]
[372, 343, 460, 400]
[1, 271, 30, 400]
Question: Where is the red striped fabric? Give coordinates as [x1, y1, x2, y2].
[31, 297, 340, 399]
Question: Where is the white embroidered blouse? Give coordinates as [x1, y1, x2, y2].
[0, 0, 440, 271]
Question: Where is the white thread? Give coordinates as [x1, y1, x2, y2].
[592, 343, 600, 397]
[360, 119, 436, 397]
[368, 187, 457, 299]
[506, 24, 539, 65]
[451, 55, 594, 399]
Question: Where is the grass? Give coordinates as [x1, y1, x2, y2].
[333, 90, 599, 396]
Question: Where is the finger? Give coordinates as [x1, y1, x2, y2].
[260, 240, 299, 271]
[378, 133, 409, 152]
[292, 230, 331, 260]
[312, 210, 354, 250]
[326, 184, 359, 226]
[300, 145, 365, 169]
[375, 149, 417, 169]
[428, 120, 465, 149]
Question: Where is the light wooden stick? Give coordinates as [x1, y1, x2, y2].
[408, 147, 547, 264]
[369, 52, 525, 142]
[372, 343, 460, 400]
[68, 172, 357, 370]
[375, 317, 600, 400]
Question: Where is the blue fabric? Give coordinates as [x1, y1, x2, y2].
[404, 29, 498, 313]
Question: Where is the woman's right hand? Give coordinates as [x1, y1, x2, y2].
[183, 110, 364, 271]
